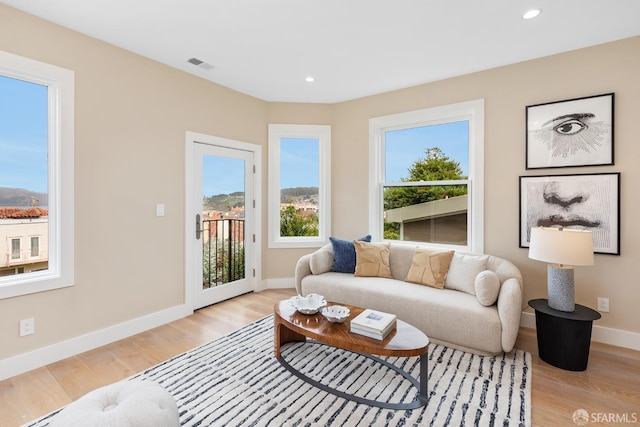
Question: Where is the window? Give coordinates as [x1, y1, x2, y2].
[30, 236, 39, 258]
[0, 51, 74, 299]
[268, 124, 331, 248]
[369, 99, 484, 253]
[11, 238, 21, 260]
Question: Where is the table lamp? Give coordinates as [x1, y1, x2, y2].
[528, 226, 594, 312]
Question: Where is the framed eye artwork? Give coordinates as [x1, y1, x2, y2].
[526, 93, 614, 169]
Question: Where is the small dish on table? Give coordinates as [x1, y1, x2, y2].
[321, 305, 351, 323]
[289, 293, 327, 315]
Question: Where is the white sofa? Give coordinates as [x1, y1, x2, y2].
[295, 242, 523, 355]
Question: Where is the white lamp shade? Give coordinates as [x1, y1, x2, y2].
[528, 227, 594, 266]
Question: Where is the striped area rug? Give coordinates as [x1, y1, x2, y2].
[26, 315, 531, 426]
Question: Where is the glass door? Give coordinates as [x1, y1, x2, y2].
[192, 142, 254, 309]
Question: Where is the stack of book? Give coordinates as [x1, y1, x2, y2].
[350, 308, 397, 340]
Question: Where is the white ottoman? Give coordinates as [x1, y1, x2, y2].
[49, 380, 179, 427]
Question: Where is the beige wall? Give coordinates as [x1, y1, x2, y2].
[1, 3, 638, 365]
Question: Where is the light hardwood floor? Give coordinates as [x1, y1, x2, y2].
[1, 288, 638, 427]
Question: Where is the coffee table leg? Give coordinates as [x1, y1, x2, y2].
[274, 317, 306, 358]
[419, 349, 429, 404]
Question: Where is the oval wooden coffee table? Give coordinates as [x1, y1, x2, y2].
[274, 300, 429, 409]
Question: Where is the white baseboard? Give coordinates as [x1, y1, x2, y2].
[4, 291, 636, 382]
[264, 278, 295, 289]
[0, 303, 192, 382]
[0, 281, 295, 382]
[520, 311, 640, 351]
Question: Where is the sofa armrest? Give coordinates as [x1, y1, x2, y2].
[497, 277, 523, 353]
[294, 254, 313, 295]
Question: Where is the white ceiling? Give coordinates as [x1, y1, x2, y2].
[3, 0, 640, 103]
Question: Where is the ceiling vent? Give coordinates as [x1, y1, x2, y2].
[187, 57, 214, 70]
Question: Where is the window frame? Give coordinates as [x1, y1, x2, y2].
[369, 99, 484, 253]
[268, 124, 331, 248]
[0, 51, 75, 299]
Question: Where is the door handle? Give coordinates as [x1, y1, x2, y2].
[196, 214, 202, 240]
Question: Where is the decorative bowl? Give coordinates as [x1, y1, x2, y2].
[321, 305, 351, 323]
[289, 293, 327, 315]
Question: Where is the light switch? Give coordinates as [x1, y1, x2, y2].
[156, 204, 165, 217]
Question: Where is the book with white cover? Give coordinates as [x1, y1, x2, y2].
[351, 320, 396, 340]
[350, 309, 397, 334]
[350, 317, 397, 337]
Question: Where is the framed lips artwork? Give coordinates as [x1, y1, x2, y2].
[519, 173, 620, 255]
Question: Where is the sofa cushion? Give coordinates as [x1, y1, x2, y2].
[444, 253, 489, 295]
[329, 235, 371, 273]
[309, 244, 333, 275]
[354, 241, 392, 278]
[475, 270, 501, 306]
[405, 248, 454, 289]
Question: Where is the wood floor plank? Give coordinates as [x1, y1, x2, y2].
[77, 347, 136, 385]
[105, 337, 165, 374]
[0, 368, 70, 425]
[0, 288, 638, 427]
[46, 357, 104, 401]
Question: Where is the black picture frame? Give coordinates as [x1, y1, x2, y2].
[526, 93, 614, 169]
[519, 172, 620, 255]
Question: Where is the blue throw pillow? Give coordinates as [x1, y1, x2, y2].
[329, 235, 372, 273]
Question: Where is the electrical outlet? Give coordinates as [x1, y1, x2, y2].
[597, 297, 609, 313]
[20, 318, 35, 336]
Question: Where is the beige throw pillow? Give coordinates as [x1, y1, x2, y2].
[444, 253, 489, 295]
[475, 270, 501, 306]
[405, 248, 455, 289]
[353, 241, 392, 278]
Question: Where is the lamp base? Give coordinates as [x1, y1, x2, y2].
[547, 264, 575, 312]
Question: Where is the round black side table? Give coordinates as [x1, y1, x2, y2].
[528, 299, 601, 371]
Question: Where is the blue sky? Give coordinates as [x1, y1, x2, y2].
[202, 124, 468, 196]
[385, 121, 469, 182]
[279, 137, 319, 189]
[202, 137, 319, 197]
[0, 76, 468, 199]
[2, 73, 467, 198]
[0, 75, 49, 194]
[202, 156, 246, 197]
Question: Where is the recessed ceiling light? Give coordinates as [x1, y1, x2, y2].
[305, 76, 315, 83]
[523, 9, 541, 19]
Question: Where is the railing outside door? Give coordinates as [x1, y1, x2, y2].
[202, 218, 245, 288]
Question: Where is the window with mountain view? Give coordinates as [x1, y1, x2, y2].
[369, 100, 485, 253]
[268, 124, 331, 248]
[0, 74, 49, 275]
[0, 51, 74, 299]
